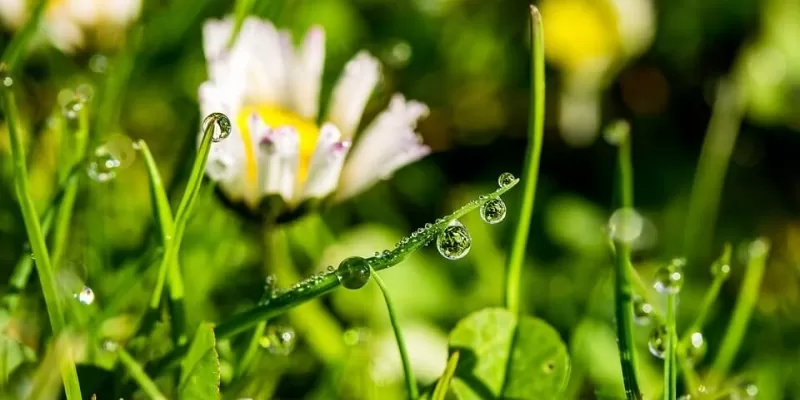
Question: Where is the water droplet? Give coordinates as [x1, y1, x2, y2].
[336, 256, 371, 290]
[685, 332, 707, 364]
[633, 296, 653, 325]
[102, 340, 118, 352]
[498, 173, 515, 188]
[76, 286, 94, 305]
[436, 220, 472, 260]
[326, 266, 334, 273]
[648, 325, 667, 359]
[259, 325, 296, 355]
[711, 261, 731, 278]
[202, 112, 232, 142]
[0, 65, 13, 89]
[343, 328, 366, 346]
[89, 54, 109, 74]
[480, 198, 507, 224]
[654, 258, 685, 294]
[87, 146, 121, 182]
[738, 381, 759, 398]
[63, 99, 84, 128]
[608, 208, 644, 243]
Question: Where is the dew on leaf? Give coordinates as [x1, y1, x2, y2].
[87, 146, 121, 182]
[654, 258, 685, 294]
[685, 331, 707, 364]
[648, 324, 667, 359]
[498, 172, 515, 188]
[436, 220, 472, 260]
[76, 286, 95, 305]
[260, 325, 296, 355]
[633, 296, 653, 325]
[336, 256, 371, 290]
[202, 112, 232, 142]
[480, 198, 507, 224]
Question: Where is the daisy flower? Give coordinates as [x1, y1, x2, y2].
[0, 0, 141, 52]
[199, 17, 431, 213]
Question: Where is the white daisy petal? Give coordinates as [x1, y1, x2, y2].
[236, 18, 289, 105]
[45, 17, 85, 53]
[327, 51, 380, 139]
[258, 126, 299, 203]
[302, 123, 350, 200]
[103, 0, 141, 25]
[337, 94, 430, 200]
[291, 26, 325, 120]
[0, 0, 27, 28]
[66, 0, 100, 26]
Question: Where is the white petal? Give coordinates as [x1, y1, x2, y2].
[65, 0, 99, 26]
[327, 51, 380, 139]
[302, 123, 350, 200]
[102, 0, 141, 25]
[45, 17, 85, 53]
[236, 18, 289, 105]
[258, 126, 299, 203]
[337, 94, 430, 200]
[290, 26, 325, 120]
[0, 0, 27, 28]
[202, 18, 234, 64]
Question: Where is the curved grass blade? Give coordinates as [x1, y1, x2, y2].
[432, 352, 460, 400]
[0, 0, 46, 71]
[116, 347, 168, 400]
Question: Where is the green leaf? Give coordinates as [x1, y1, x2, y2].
[446, 308, 569, 399]
[179, 323, 220, 399]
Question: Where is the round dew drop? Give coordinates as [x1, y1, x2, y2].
[0, 65, 12, 89]
[497, 172, 515, 188]
[63, 99, 84, 123]
[654, 258, 685, 294]
[77, 286, 94, 305]
[685, 332, 707, 364]
[436, 220, 472, 260]
[260, 325, 296, 356]
[336, 256, 371, 290]
[648, 324, 668, 359]
[480, 198, 507, 224]
[711, 261, 731, 278]
[87, 146, 121, 182]
[202, 112, 232, 142]
[633, 296, 653, 325]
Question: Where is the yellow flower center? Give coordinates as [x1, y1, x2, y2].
[237, 104, 320, 190]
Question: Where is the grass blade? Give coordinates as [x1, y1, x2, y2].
[664, 291, 678, 400]
[432, 351, 460, 400]
[504, 5, 546, 314]
[229, 0, 257, 47]
[679, 244, 732, 351]
[1, 69, 82, 400]
[0, 0, 46, 71]
[116, 347, 168, 400]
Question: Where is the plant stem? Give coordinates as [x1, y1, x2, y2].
[504, 5, 545, 314]
[664, 291, 678, 400]
[116, 347, 168, 400]
[709, 239, 769, 387]
[1, 75, 82, 400]
[610, 121, 642, 400]
[0, 0, 46, 71]
[432, 351, 460, 400]
[371, 269, 418, 399]
[678, 244, 732, 352]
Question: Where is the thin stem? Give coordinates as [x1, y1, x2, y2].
[1, 74, 82, 399]
[116, 347, 168, 400]
[504, 5, 545, 314]
[664, 292, 678, 400]
[0, 0, 47, 71]
[610, 121, 642, 400]
[709, 239, 769, 387]
[432, 351, 460, 400]
[371, 269, 418, 399]
[93, 28, 140, 146]
[9, 207, 55, 291]
[678, 244, 732, 352]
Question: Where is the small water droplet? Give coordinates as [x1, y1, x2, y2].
[89, 54, 109, 74]
[436, 220, 472, 260]
[63, 99, 84, 128]
[1, 65, 13, 89]
[202, 112, 232, 142]
[102, 340, 118, 352]
[608, 208, 644, 243]
[738, 381, 759, 398]
[76, 286, 95, 305]
[424, 223, 432, 229]
[498, 173, 515, 188]
[343, 328, 367, 346]
[480, 198, 507, 224]
[326, 266, 334, 273]
[260, 325, 296, 355]
[654, 258, 685, 294]
[633, 296, 653, 325]
[648, 325, 667, 359]
[87, 146, 121, 182]
[336, 256, 371, 290]
[685, 332, 707, 364]
[711, 261, 731, 278]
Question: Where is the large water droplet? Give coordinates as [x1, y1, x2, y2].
[498, 173, 515, 188]
[76, 286, 94, 305]
[436, 220, 472, 260]
[202, 112, 232, 142]
[87, 146, 120, 182]
[633, 296, 653, 325]
[608, 208, 644, 243]
[685, 332, 707, 364]
[260, 325, 296, 355]
[336, 256, 371, 290]
[654, 258, 685, 294]
[648, 325, 667, 359]
[480, 198, 507, 224]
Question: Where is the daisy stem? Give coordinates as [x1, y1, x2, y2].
[708, 239, 769, 388]
[136, 179, 520, 383]
[504, 5, 545, 315]
[116, 347, 168, 400]
[1, 72, 83, 400]
[371, 268, 418, 399]
[0, 0, 46, 71]
[664, 291, 678, 400]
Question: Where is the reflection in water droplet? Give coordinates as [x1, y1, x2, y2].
[202, 112, 232, 142]
[480, 198, 507, 224]
[633, 296, 653, 325]
[608, 208, 644, 243]
[1, 64, 13, 89]
[63, 99, 83, 124]
[87, 146, 121, 182]
[648, 325, 667, 359]
[103, 133, 136, 168]
[336, 257, 371, 290]
[260, 325, 296, 355]
[77, 286, 94, 305]
[685, 332, 707, 364]
[89, 54, 109, 74]
[711, 261, 731, 278]
[654, 258, 685, 294]
[497, 172, 515, 188]
[102, 340, 118, 352]
[436, 220, 471, 260]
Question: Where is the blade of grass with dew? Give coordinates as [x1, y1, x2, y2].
[608, 120, 642, 399]
[1, 70, 82, 400]
[0, 0, 46, 71]
[504, 5, 545, 314]
[682, 80, 743, 262]
[709, 239, 769, 387]
[432, 351, 460, 400]
[131, 178, 520, 385]
[116, 347, 168, 400]
[371, 268, 418, 399]
[229, 0, 256, 47]
[679, 244, 732, 351]
[664, 291, 678, 400]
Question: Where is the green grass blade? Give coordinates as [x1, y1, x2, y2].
[664, 292, 678, 400]
[504, 5, 545, 314]
[1, 70, 82, 400]
[93, 28, 141, 145]
[371, 269, 418, 399]
[678, 244, 732, 351]
[229, 0, 256, 47]
[0, 0, 46, 71]
[9, 207, 55, 291]
[50, 174, 80, 269]
[432, 351, 460, 400]
[116, 347, 168, 400]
